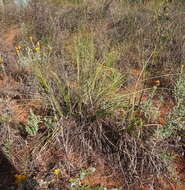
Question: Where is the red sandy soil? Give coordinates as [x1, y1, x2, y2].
[82, 155, 185, 189]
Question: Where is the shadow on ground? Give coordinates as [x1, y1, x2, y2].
[0, 149, 17, 189]
[0, 149, 38, 190]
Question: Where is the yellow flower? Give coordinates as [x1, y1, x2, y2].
[15, 174, 27, 184]
[15, 45, 21, 53]
[35, 47, 40, 52]
[48, 46, 52, 51]
[54, 168, 61, 175]
[154, 80, 160, 86]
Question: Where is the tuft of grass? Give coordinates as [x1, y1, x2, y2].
[16, 27, 128, 119]
[70, 28, 127, 117]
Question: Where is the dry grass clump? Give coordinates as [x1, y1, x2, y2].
[57, 115, 168, 188]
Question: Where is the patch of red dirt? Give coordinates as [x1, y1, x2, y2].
[138, 156, 185, 190]
[82, 155, 185, 189]
[67, 153, 87, 169]
[0, 25, 20, 48]
[10, 100, 30, 123]
[0, 74, 43, 123]
[82, 158, 123, 187]
[172, 156, 185, 189]
[0, 98, 41, 123]
[4, 27, 20, 47]
[82, 171, 123, 187]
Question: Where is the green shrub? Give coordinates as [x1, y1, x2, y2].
[25, 109, 41, 136]
[156, 67, 185, 139]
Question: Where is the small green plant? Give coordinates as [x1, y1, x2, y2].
[43, 117, 57, 130]
[25, 109, 41, 136]
[160, 152, 176, 165]
[68, 166, 96, 189]
[160, 151, 181, 184]
[140, 86, 162, 121]
[156, 68, 185, 139]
